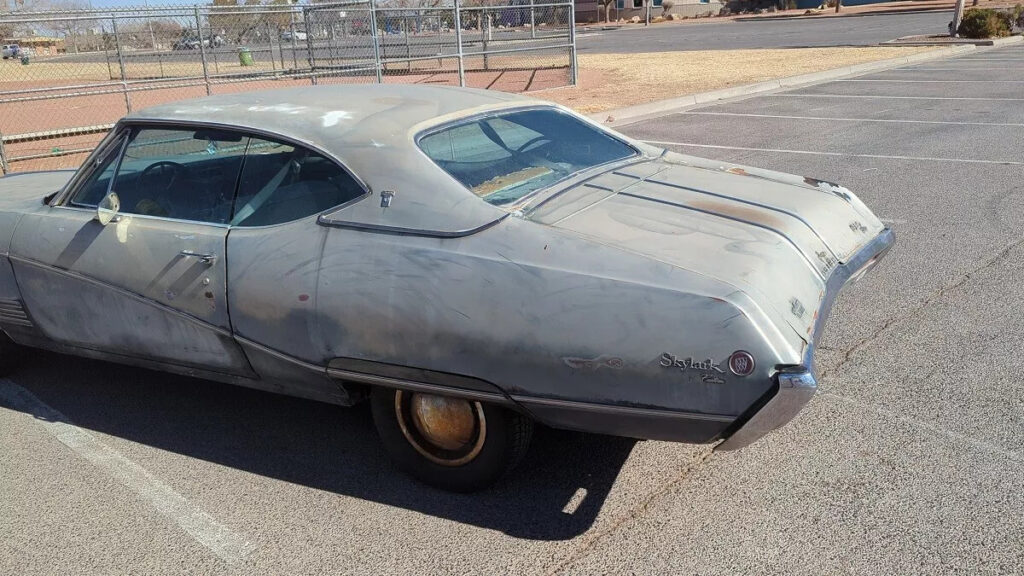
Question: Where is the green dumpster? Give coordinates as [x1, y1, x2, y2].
[238, 47, 254, 67]
[20, 55, 29, 65]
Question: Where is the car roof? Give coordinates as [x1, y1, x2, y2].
[126, 84, 544, 235]
[127, 84, 529, 138]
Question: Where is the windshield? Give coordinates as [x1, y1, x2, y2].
[418, 108, 637, 207]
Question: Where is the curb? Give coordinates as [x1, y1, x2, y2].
[883, 34, 1024, 47]
[590, 44, 976, 127]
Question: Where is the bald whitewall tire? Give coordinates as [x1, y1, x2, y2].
[370, 386, 533, 492]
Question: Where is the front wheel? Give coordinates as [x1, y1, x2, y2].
[370, 387, 533, 492]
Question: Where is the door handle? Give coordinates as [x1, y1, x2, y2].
[180, 250, 217, 265]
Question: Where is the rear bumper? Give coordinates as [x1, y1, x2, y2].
[716, 227, 895, 451]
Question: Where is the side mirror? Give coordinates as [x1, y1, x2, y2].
[96, 192, 121, 225]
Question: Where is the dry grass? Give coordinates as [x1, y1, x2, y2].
[541, 46, 941, 113]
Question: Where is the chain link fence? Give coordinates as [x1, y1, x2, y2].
[0, 0, 576, 173]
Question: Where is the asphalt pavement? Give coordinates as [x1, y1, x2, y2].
[2, 43, 1024, 575]
[578, 10, 952, 52]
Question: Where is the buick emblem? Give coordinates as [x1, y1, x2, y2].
[728, 351, 755, 377]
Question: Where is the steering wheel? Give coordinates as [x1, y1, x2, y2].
[136, 161, 187, 217]
[140, 161, 187, 192]
[515, 136, 553, 154]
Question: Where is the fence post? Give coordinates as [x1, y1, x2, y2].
[436, 13, 442, 68]
[482, 8, 489, 71]
[530, 0, 536, 39]
[369, 0, 383, 83]
[104, 36, 114, 80]
[453, 0, 465, 87]
[405, 17, 412, 71]
[194, 7, 212, 95]
[111, 17, 132, 113]
[304, 6, 317, 85]
[268, 21, 277, 72]
[0, 131, 9, 175]
[289, 10, 299, 70]
[568, 1, 577, 86]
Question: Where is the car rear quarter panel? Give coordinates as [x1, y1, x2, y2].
[315, 216, 793, 419]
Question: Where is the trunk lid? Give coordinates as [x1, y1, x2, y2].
[529, 157, 884, 340]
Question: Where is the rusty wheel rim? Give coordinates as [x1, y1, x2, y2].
[394, 390, 487, 467]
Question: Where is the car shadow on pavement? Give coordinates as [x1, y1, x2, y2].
[5, 351, 636, 541]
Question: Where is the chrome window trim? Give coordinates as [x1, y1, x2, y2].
[52, 203, 233, 230]
[412, 105, 642, 211]
[57, 119, 372, 228]
[55, 127, 129, 208]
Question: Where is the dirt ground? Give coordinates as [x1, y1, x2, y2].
[541, 46, 939, 113]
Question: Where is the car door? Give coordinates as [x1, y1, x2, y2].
[9, 124, 254, 375]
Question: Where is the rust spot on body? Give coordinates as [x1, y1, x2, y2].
[687, 198, 784, 230]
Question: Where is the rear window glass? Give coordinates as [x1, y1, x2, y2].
[418, 109, 637, 207]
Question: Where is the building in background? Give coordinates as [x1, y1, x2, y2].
[0, 35, 65, 56]
[576, 0, 724, 23]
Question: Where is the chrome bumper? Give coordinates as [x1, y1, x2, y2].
[716, 227, 895, 451]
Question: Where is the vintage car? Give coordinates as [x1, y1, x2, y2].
[0, 85, 892, 491]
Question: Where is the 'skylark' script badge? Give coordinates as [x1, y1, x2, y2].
[659, 353, 725, 374]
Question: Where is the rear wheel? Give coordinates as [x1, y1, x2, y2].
[0, 332, 24, 376]
[370, 387, 533, 492]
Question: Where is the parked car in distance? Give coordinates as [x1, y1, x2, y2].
[281, 30, 308, 41]
[172, 35, 224, 50]
[0, 85, 893, 492]
[1, 44, 20, 59]
[173, 38, 201, 50]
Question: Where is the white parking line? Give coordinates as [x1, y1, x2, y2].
[683, 111, 1024, 128]
[642, 141, 1024, 166]
[773, 94, 1024, 101]
[0, 379, 257, 565]
[895, 68, 1024, 71]
[838, 79, 1024, 83]
[822, 392, 1022, 465]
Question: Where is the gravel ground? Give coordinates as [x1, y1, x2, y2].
[542, 46, 938, 113]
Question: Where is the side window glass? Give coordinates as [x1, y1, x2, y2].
[231, 137, 364, 227]
[70, 135, 125, 207]
[109, 127, 249, 224]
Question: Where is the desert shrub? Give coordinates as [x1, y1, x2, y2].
[958, 8, 1012, 38]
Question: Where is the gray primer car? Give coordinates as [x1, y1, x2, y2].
[0, 85, 892, 491]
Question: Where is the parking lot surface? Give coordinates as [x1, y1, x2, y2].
[578, 11, 950, 52]
[2, 45, 1023, 575]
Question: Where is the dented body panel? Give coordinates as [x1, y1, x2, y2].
[0, 85, 893, 449]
